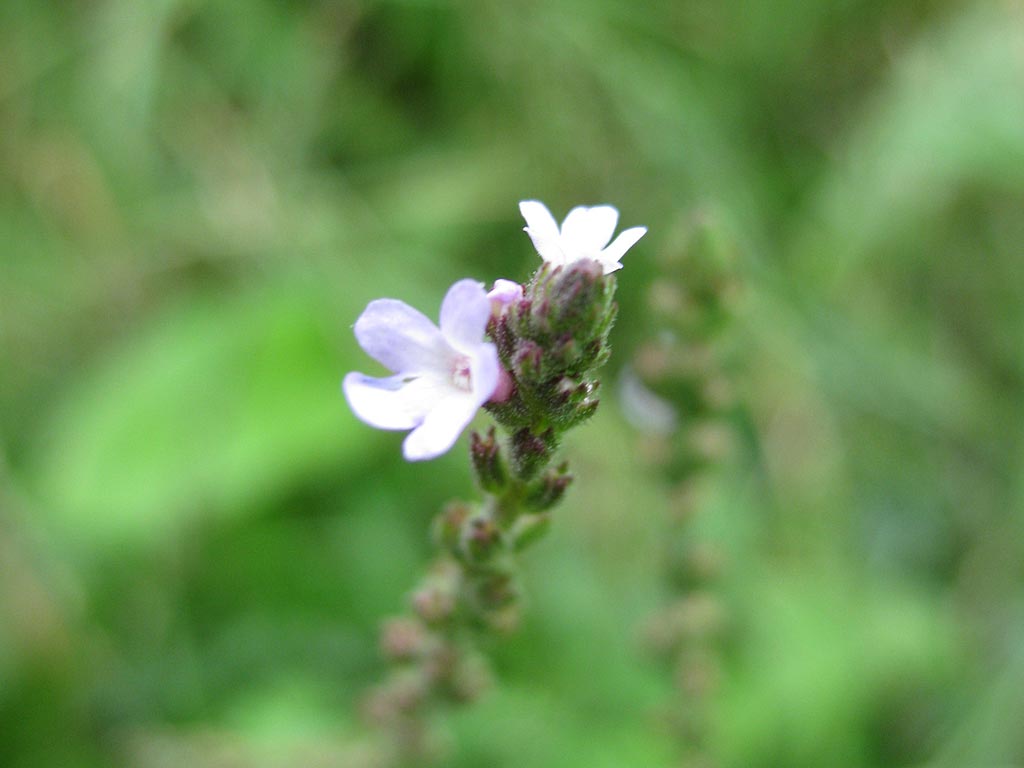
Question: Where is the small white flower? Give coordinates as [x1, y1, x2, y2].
[342, 279, 501, 461]
[519, 200, 647, 274]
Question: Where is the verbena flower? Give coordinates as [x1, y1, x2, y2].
[343, 279, 501, 461]
[487, 279, 524, 315]
[519, 200, 647, 274]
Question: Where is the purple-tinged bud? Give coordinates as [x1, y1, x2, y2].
[488, 367, 515, 403]
[475, 570, 518, 611]
[361, 671, 428, 724]
[379, 617, 429, 662]
[554, 376, 592, 406]
[509, 427, 556, 481]
[460, 515, 502, 563]
[470, 428, 507, 493]
[410, 560, 460, 625]
[420, 644, 459, 685]
[523, 462, 572, 511]
[546, 258, 607, 337]
[411, 582, 457, 625]
[432, 501, 472, 554]
[550, 382, 600, 430]
[513, 340, 543, 382]
[550, 336, 580, 372]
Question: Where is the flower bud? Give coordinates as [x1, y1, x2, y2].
[474, 570, 518, 612]
[525, 262, 616, 394]
[432, 501, 473, 554]
[549, 337, 580, 373]
[379, 617, 429, 662]
[549, 259, 604, 332]
[513, 340, 543, 382]
[411, 581, 457, 625]
[362, 671, 428, 724]
[523, 462, 573, 511]
[509, 427, 557, 481]
[469, 428, 507, 493]
[460, 515, 502, 563]
[489, 367, 515, 403]
[410, 560, 460, 625]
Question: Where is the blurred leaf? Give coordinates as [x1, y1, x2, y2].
[718, 574, 959, 768]
[792, 4, 1024, 284]
[31, 278, 357, 551]
[452, 685, 675, 768]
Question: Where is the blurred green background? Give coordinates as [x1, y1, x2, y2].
[2, 1, 1023, 766]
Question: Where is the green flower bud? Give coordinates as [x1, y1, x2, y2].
[379, 617, 429, 662]
[470, 427, 507, 493]
[509, 427, 557, 481]
[513, 340, 544, 382]
[474, 569, 518, 612]
[432, 501, 472, 554]
[523, 462, 573, 511]
[460, 515, 502, 563]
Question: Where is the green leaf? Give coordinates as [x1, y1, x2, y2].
[31, 278, 363, 551]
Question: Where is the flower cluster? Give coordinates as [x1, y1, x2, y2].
[343, 200, 646, 460]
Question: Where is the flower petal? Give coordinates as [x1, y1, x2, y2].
[487, 279, 524, 308]
[439, 279, 491, 353]
[598, 225, 647, 270]
[353, 298, 450, 375]
[402, 394, 479, 461]
[519, 200, 559, 240]
[519, 200, 567, 264]
[399, 342, 499, 460]
[561, 205, 619, 255]
[470, 342, 501, 404]
[343, 371, 447, 430]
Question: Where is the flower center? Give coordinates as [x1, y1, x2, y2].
[451, 355, 473, 392]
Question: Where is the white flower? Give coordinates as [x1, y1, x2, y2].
[519, 200, 647, 274]
[342, 279, 501, 461]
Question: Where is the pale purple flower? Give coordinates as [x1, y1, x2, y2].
[519, 200, 646, 274]
[487, 279, 524, 315]
[343, 279, 501, 461]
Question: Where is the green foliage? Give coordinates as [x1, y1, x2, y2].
[32, 282, 351, 549]
[1, 0, 1023, 766]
